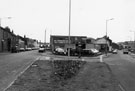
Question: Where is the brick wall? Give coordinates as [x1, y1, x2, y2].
[0, 28, 3, 52]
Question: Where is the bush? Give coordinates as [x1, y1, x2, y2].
[50, 60, 86, 81]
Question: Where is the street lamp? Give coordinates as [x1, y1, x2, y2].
[68, 0, 71, 57]
[130, 30, 135, 49]
[106, 18, 114, 37]
[105, 18, 114, 55]
[45, 29, 46, 48]
[0, 17, 12, 27]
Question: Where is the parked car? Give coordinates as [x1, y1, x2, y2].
[19, 48, 25, 52]
[70, 48, 78, 56]
[130, 49, 135, 53]
[82, 49, 94, 56]
[11, 46, 19, 53]
[38, 47, 45, 52]
[112, 49, 118, 54]
[90, 48, 101, 55]
[90, 48, 99, 53]
[31, 47, 36, 50]
[55, 48, 66, 55]
[25, 48, 32, 51]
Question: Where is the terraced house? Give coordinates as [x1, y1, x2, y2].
[0, 26, 17, 52]
[0, 27, 4, 52]
[95, 36, 112, 52]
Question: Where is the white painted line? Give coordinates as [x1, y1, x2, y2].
[119, 84, 126, 91]
[45, 57, 50, 60]
[3, 56, 40, 91]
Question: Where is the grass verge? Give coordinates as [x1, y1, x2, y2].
[6, 60, 121, 91]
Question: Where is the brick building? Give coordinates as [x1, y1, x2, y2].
[0, 27, 4, 52]
[95, 36, 112, 52]
[85, 37, 95, 49]
[0, 26, 17, 52]
[50, 35, 87, 52]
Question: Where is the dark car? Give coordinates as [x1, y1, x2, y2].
[38, 47, 45, 53]
[11, 46, 19, 53]
[82, 49, 94, 56]
[19, 48, 25, 52]
[123, 48, 128, 54]
[70, 48, 78, 56]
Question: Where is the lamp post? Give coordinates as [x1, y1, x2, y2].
[130, 30, 135, 49]
[0, 17, 12, 27]
[68, 0, 71, 57]
[45, 29, 46, 48]
[105, 18, 114, 55]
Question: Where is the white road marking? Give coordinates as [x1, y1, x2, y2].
[119, 84, 126, 91]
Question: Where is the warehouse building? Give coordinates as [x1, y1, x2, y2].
[50, 35, 87, 52]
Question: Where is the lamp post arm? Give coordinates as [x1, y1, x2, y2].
[0, 17, 12, 27]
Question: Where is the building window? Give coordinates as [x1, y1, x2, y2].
[86, 39, 91, 44]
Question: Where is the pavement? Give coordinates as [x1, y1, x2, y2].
[39, 51, 112, 62]
[0, 51, 112, 62]
[0, 51, 11, 55]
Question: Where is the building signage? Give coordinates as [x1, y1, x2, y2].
[54, 40, 69, 44]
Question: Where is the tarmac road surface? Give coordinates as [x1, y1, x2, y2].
[104, 50, 135, 91]
[0, 50, 40, 91]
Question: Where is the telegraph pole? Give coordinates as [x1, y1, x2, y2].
[130, 30, 135, 49]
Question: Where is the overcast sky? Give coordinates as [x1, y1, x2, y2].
[0, 0, 135, 43]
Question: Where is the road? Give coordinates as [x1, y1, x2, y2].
[104, 51, 135, 91]
[1, 50, 135, 91]
[0, 50, 40, 91]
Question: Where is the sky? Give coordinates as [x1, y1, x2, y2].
[0, 0, 135, 43]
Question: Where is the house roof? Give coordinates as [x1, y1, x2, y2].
[96, 36, 112, 41]
[95, 36, 112, 44]
[0, 26, 16, 37]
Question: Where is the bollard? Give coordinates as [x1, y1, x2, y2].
[100, 55, 103, 62]
[81, 59, 85, 61]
